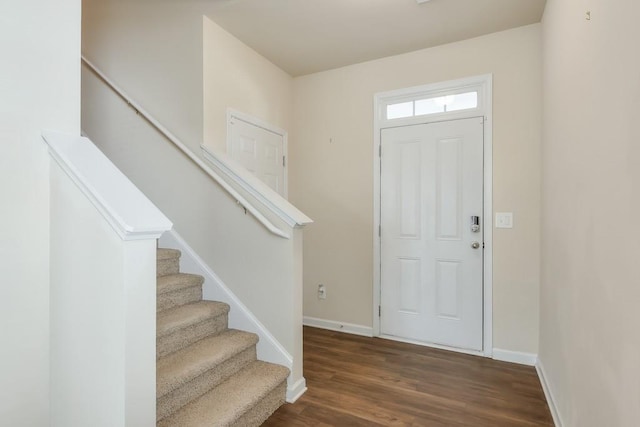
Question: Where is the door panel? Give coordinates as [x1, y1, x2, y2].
[398, 257, 421, 314]
[229, 118, 285, 197]
[436, 138, 462, 239]
[380, 117, 483, 351]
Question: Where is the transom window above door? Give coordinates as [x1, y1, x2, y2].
[386, 91, 478, 120]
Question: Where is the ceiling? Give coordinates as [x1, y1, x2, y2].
[206, 0, 547, 77]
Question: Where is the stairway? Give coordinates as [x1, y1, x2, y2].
[156, 248, 289, 426]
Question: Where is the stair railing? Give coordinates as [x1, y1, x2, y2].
[81, 56, 309, 239]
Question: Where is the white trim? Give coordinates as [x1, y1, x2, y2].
[200, 144, 311, 229]
[43, 131, 172, 241]
[482, 75, 494, 358]
[285, 378, 307, 403]
[159, 229, 307, 401]
[81, 56, 293, 240]
[372, 74, 493, 357]
[492, 348, 537, 366]
[226, 108, 289, 199]
[303, 317, 374, 337]
[536, 359, 563, 427]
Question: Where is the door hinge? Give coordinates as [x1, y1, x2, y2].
[283, 156, 286, 167]
[378, 305, 381, 317]
[483, 242, 485, 249]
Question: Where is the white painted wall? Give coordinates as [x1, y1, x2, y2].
[291, 24, 542, 355]
[203, 16, 293, 151]
[540, 0, 640, 425]
[0, 0, 80, 424]
[49, 163, 158, 426]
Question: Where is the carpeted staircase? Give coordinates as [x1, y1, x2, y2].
[156, 247, 289, 426]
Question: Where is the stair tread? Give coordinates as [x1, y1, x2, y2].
[157, 301, 230, 338]
[157, 273, 204, 295]
[157, 329, 258, 398]
[158, 360, 289, 427]
[157, 248, 181, 260]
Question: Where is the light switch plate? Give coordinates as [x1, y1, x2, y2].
[495, 212, 513, 229]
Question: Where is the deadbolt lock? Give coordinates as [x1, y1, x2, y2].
[471, 215, 480, 232]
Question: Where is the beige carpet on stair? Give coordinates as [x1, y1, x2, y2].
[155, 247, 289, 426]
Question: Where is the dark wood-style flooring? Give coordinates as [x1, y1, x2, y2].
[263, 326, 553, 426]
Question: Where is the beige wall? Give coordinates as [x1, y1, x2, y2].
[203, 17, 293, 151]
[291, 24, 542, 354]
[83, 3, 294, 156]
[540, 0, 640, 425]
[0, 0, 80, 423]
[83, 0, 210, 152]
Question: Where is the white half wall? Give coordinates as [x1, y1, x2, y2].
[49, 163, 158, 426]
[0, 0, 80, 424]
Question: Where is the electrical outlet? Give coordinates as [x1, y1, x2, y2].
[317, 284, 326, 300]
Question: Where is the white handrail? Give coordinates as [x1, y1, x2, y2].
[200, 145, 312, 228]
[81, 56, 290, 239]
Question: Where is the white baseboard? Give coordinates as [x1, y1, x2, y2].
[160, 229, 306, 400]
[492, 348, 538, 366]
[536, 359, 563, 427]
[303, 316, 373, 337]
[285, 377, 307, 403]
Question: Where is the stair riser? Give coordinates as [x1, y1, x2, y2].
[157, 314, 228, 359]
[157, 286, 202, 312]
[230, 380, 287, 427]
[157, 258, 180, 277]
[157, 346, 257, 421]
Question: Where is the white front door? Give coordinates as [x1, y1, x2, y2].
[380, 117, 484, 351]
[228, 117, 286, 197]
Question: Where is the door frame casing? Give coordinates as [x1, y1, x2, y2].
[372, 74, 493, 357]
[226, 108, 289, 198]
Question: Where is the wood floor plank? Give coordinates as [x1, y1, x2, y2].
[263, 327, 553, 426]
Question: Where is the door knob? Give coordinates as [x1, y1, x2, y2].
[471, 241, 480, 249]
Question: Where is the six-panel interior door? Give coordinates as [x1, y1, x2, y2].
[229, 117, 286, 197]
[380, 117, 484, 351]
